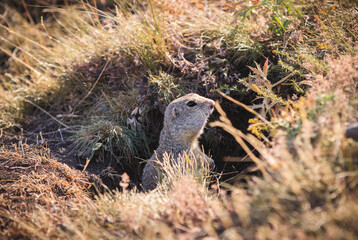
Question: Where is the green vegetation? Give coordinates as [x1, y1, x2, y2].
[0, 0, 357, 239]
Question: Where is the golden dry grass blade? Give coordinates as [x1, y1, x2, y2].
[263, 58, 269, 78]
[75, 59, 110, 108]
[0, 46, 41, 76]
[217, 90, 273, 128]
[271, 71, 295, 88]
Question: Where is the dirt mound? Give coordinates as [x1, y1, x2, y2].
[0, 139, 95, 239]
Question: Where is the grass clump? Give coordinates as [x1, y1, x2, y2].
[148, 71, 186, 104]
[155, 151, 213, 191]
[72, 119, 149, 177]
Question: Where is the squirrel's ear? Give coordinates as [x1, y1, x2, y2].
[171, 107, 179, 119]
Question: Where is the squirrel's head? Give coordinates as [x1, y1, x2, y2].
[163, 93, 215, 144]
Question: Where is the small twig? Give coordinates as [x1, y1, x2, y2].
[58, 129, 64, 142]
[24, 99, 70, 129]
[76, 59, 110, 108]
[271, 71, 295, 88]
[101, 89, 115, 111]
[9, 166, 32, 170]
[82, 158, 90, 172]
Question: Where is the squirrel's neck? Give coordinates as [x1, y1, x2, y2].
[158, 125, 200, 153]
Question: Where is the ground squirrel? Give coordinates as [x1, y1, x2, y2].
[142, 93, 215, 191]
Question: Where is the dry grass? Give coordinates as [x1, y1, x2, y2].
[0, 141, 94, 239]
[0, 0, 357, 239]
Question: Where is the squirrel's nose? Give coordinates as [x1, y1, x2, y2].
[210, 102, 215, 110]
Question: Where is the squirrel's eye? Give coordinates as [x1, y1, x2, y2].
[187, 101, 197, 107]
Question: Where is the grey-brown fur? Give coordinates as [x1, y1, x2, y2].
[141, 93, 215, 191]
